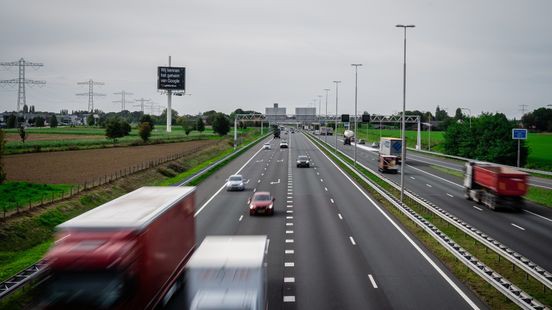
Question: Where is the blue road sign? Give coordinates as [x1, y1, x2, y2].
[512, 128, 528, 140]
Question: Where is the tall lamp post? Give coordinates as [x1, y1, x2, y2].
[396, 24, 415, 202]
[333, 81, 341, 153]
[351, 64, 362, 167]
[324, 88, 330, 143]
[461, 107, 472, 128]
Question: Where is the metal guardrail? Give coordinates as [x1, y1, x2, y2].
[308, 133, 549, 309]
[0, 260, 47, 300]
[0, 132, 272, 302]
[317, 134, 552, 291]
[408, 147, 552, 176]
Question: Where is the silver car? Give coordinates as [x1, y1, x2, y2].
[226, 175, 245, 191]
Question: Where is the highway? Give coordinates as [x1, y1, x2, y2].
[315, 134, 552, 273]
[167, 132, 485, 309]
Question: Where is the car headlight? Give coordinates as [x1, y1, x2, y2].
[297, 161, 300, 163]
[268, 204, 273, 209]
[250, 204, 255, 209]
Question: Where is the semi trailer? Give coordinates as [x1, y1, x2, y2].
[464, 162, 528, 210]
[41, 187, 196, 309]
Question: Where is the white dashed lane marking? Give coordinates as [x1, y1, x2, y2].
[446, 193, 454, 198]
[338, 213, 343, 220]
[368, 274, 378, 288]
[239, 215, 243, 222]
[511, 223, 526, 231]
[349, 236, 356, 245]
[472, 206, 483, 211]
[426, 184, 432, 188]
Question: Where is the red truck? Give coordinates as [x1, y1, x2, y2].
[41, 186, 196, 309]
[464, 162, 528, 210]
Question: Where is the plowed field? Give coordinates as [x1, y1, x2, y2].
[3, 140, 218, 184]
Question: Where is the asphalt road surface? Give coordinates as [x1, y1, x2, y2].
[167, 132, 486, 309]
[316, 134, 552, 273]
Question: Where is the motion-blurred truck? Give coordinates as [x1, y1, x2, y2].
[380, 137, 402, 163]
[378, 155, 398, 173]
[464, 162, 528, 210]
[186, 236, 268, 310]
[343, 130, 354, 145]
[42, 187, 196, 309]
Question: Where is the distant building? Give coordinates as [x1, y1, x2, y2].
[265, 103, 286, 124]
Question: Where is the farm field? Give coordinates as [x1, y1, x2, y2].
[3, 139, 218, 184]
[337, 127, 552, 171]
[2, 126, 219, 154]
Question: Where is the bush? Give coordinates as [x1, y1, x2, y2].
[196, 118, 205, 133]
[49, 115, 58, 128]
[105, 118, 131, 142]
[212, 113, 230, 136]
[138, 122, 152, 142]
[140, 114, 155, 130]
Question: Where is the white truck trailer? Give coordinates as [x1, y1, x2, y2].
[380, 137, 403, 163]
[185, 236, 268, 310]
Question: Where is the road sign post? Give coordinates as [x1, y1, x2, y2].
[512, 128, 527, 167]
[158, 58, 185, 133]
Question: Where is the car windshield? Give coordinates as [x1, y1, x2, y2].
[298, 156, 308, 160]
[254, 194, 271, 201]
[229, 176, 242, 181]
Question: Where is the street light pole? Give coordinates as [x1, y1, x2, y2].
[396, 24, 415, 203]
[351, 64, 362, 167]
[333, 81, 341, 154]
[324, 88, 330, 143]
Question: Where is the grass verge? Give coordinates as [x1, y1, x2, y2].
[430, 165, 464, 178]
[308, 134, 551, 308]
[0, 182, 75, 213]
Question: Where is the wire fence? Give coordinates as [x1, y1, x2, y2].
[1, 146, 207, 220]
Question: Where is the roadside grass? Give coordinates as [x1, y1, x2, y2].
[430, 165, 464, 178]
[0, 128, 264, 308]
[0, 182, 74, 213]
[526, 187, 552, 208]
[308, 134, 551, 308]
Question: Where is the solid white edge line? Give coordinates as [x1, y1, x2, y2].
[194, 139, 270, 217]
[368, 274, 378, 288]
[523, 209, 552, 223]
[307, 134, 480, 310]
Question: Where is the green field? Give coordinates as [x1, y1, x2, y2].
[337, 127, 552, 171]
[0, 182, 74, 213]
[2, 126, 230, 154]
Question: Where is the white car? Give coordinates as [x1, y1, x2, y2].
[279, 141, 288, 148]
[262, 143, 271, 150]
[226, 175, 245, 191]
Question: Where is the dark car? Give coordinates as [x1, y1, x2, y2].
[296, 155, 310, 168]
[248, 192, 275, 215]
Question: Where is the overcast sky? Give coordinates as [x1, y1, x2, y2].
[1, 0, 551, 118]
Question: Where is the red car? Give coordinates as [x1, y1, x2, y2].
[248, 192, 275, 215]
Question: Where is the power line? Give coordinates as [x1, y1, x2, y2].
[0, 58, 46, 111]
[76, 79, 105, 112]
[113, 90, 133, 111]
